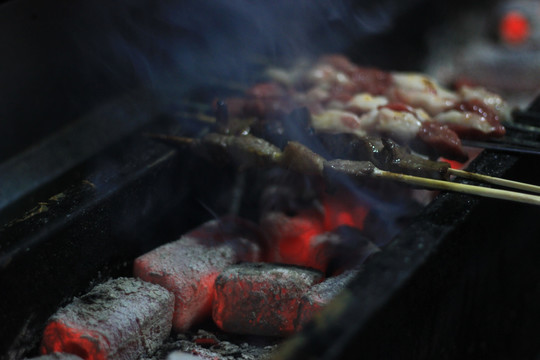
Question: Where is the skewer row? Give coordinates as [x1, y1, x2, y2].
[148, 133, 540, 207]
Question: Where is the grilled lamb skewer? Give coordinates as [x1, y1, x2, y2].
[268, 54, 510, 136]
[226, 54, 511, 161]
[222, 87, 468, 161]
[148, 132, 450, 180]
[148, 132, 540, 206]
[316, 134, 451, 180]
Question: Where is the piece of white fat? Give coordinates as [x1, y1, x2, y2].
[374, 107, 423, 141]
[434, 109, 496, 134]
[346, 93, 388, 113]
[390, 73, 458, 115]
[458, 86, 511, 122]
[311, 109, 375, 137]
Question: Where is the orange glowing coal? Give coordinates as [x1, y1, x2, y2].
[41, 321, 106, 360]
[262, 189, 370, 272]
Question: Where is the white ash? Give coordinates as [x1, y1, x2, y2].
[43, 277, 174, 360]
[142, 329, 279, 360]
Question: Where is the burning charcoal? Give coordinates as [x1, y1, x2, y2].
[260, 210, 325, 265]
[295, 269, 359, 331]
[306, 226, 380, 276]
[260, 189, 371, 271]
[321, 190, 370, 231]
[25, 353, 84, 360]
[134, 217, 264, 332]
[40, 277, 174, 360]
[212, 263, 323, 337]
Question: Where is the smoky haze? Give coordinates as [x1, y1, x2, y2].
[0, 0, 442, 161]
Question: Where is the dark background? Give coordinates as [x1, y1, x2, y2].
[0, 0, 498, 163]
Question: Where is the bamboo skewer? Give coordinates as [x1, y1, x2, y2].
[372, 168, 540, 206]
[147, 133, 540, 206]
[164, 89, 540, 204]
[448, 168, 540, 195]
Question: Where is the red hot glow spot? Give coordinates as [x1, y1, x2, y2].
[500, 11, 530, 45]
[40, 278, 174, 360]
[261, 209, 325, 265]
[322, 191, 369, 231]
[261, 190, 370, 273]
[41, 322, 106, 360]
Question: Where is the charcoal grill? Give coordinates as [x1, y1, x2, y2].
[2, 0, 540, 359]
[3, 91, 540, 360]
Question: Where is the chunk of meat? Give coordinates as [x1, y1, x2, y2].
[416, 122, 469, 162]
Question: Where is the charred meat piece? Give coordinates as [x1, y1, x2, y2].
[377, 138, 451, 180]
[149, 133, 282, 169]
[318, 133, 451, 180]
[152, 131, 450, 182]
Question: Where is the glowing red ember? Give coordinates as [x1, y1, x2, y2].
[212, 263, 323, 336]
[133, 217, 263, 332]
[261, 189, 370, 272]
[261, 209, 325, 265]
[321, 191, 369, 231]
[40, 278, 174, 360]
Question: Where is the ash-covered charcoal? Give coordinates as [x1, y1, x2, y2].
[307, 225, 380, 276]
[166, 351, 200, 360]
[40, 277, 174, 360]
[295, 270, 359, 331]
[212, 263, 323, 337]
[134, 217, 264, 332]
[143, 330, 278, 360]
[24, 352, 84, 360]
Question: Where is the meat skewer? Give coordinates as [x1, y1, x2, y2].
[161, 54, 538, 205]
[222, 86, 470, 162]
[148, 132, 540, 206]
[174, 104, 540, 159]
[179, 53, 515, 162]
[150, 111, 540, 195]
[237, 54, 512, 161]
